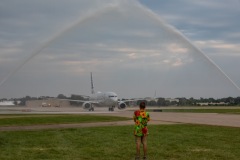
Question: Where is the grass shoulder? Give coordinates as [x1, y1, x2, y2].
[145, 108, 240, 114]
[0, 124, 240, 159]
[0, 114, 131, 126]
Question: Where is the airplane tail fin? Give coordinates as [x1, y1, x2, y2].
[91, 72, 95, 94]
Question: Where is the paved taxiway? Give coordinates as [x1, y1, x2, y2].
[1, 106, 240, 128]
[101, 111, 240, 128]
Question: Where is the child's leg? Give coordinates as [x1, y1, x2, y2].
[135, 136, 141, 158]
[142, 136, 147, 157]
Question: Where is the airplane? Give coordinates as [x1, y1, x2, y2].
[61, 72, 127, 111]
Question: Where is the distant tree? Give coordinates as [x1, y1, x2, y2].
[25, 96, 31, 100]
[226, 97, 234, 104]
[0, 98, 7, 102]
[234, 97, 240, 105]
[189, 97, 198, 106]
[148, 100, 157, 106]
[136, 100, 148, 106]
[13, 100, 18, 105]
[178, 98, 190, 106]
[70, 94, 88, 106]
[71, 94, 87, 100]
[157, 98, 166, 106]
[19, 99, 26, 106]
[57, 94, 67, 99]
[169, 101, 178, 106]
[208, 98, 216, 103]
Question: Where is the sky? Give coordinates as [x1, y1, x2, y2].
[0, 0, 240, 99]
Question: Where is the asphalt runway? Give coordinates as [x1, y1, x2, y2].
[1, 106, 240, 128]
[0, 106, 116, 114]
[101, 111, 240, 128]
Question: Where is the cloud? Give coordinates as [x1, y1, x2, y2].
[0, 0, 240, 98]
[195, 40, 240, 56]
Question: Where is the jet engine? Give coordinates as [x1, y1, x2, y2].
[118, 101, 127, 110]
[82, 102, 91, 110]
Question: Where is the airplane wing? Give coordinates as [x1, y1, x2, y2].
[119, 98, 144, 103]
[59, 98, 99, 104]
[76, 95, 90, 99]
[58, 98, 99, 111]
[59, 99, 86, 103]
[118, 98, 147, 109]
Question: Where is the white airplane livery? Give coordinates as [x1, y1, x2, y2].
[65, 73, 127, 111]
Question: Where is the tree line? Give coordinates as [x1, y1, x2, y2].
[1, 95, 240, 106]
[140, 97, 240, 106]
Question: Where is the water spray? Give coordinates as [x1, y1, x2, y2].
[0, 3, 119, 88]
[133, 1, 240, 91]
[1, 1, 239, 94]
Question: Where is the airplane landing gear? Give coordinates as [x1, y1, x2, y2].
[89, 104, 94, 111]
[109, 106, 115, 111]
[89, 107, 94, 111]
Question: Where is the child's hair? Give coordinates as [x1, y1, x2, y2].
[139, 102, 146, 109]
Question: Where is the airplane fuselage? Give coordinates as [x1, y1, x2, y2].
[89, 91, 118, 107]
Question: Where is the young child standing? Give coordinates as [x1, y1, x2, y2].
[133, 102, 150, 160]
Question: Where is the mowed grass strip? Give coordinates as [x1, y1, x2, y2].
[0, 115, 131, 126]
[0, 124, 240, 160]
[148, 109, 240, 114]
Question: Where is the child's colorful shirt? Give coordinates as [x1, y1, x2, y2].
[133, 109, 150, 136]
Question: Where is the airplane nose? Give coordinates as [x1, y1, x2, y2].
[112, 97, 118, 102]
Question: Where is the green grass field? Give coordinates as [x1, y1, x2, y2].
[0, 120, 240, 159]
[0, 125, 240, 160]
[0, 114, 131, 126]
